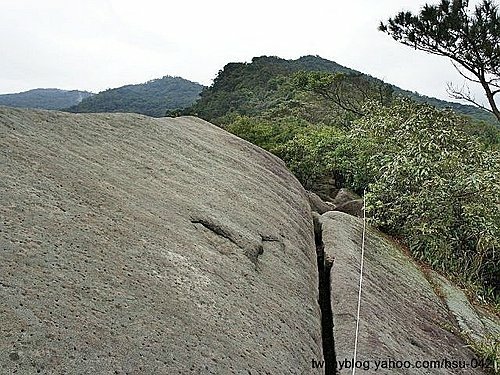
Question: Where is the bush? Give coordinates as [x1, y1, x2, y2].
[356, 100, 500, 299]
[225, 115, 311, 152]
[275, 126, 345, 189]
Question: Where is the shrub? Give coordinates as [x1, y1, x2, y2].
[357, 100, 500, 299]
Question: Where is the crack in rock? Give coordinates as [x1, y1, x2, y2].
[313, 213, 337, 374]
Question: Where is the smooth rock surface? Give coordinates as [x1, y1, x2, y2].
[428, 271, 500, 345]
[334, 199, 363, 218]
[320, 211, 487, 374]
[0, 107, 323, 374]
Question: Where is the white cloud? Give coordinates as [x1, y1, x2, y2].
[0, 0, 492, 106]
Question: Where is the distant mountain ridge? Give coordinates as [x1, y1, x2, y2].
[0, 88, 93, 110]
[66, 76, 204, 117]
[294, 55, 496, 123]
[188, 55, 496, 124]
[2, 57, 494, 122]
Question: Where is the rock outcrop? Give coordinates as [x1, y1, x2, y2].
[331, 188, 360, 206]
[334, 199, 363, 218]
[318, 211, 489, 374]
[307, 191, 336, 214]
[0, 107, 323, 374]
[1, 107, 493, 375]
[326, 188, 363, 218]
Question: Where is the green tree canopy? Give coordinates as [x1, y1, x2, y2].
[379, 0, 500, 121]
[359, 100, 500, 299]
[292, 71, 394, 118]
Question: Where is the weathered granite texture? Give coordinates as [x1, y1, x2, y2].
[0, 107, 323, 374]
[320, 211, 489, 374]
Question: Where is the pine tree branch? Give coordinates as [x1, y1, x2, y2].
[451, 61, 482, 84]
[447, 82, 493, 113]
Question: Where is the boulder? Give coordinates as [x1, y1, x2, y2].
[332, 188, 360, 206]
[0, 107, 323, 374]
[334, 199, 363, 218]
[307, 190, 336, 214]
[310, 175, 338, 201]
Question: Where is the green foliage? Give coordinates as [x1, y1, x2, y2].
[274, 125, 375, 193]
[189, 60, 395, 128]
[292, 71, 394, 117]
[356, 100, 500, 297]
[274, 126, 346, 189]
[185, 55, 496, 126]
[266, 99, 499, 299]
[380, 0, 500, 121]
[67, 76, 203, 117]
[457, 118, 500, 149]
[186, 57, 311, 124]
[225, 115, 310, 152]
[404, 91, 498, 124]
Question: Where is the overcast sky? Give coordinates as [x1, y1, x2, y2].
[0, 0, 492, 105]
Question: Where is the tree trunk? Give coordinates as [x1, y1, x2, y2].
[481, 80, 500, 122]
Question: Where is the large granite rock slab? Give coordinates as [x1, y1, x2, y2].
[319, 211, 488, 374]
[0, 107, 323, 374]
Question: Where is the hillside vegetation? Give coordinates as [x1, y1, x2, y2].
[183, 55, 500, 304]
[185, 55, 497, 125]
[0, 88, 92, 110]
[67, 76, 203, 117]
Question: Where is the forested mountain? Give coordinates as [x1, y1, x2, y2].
[185, 55, 496, 124]
[185, 56, 355, 122]
[67, 76, 204, 117]
[0, 88, 92, 110]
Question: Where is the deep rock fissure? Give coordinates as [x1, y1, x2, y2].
[314, 215, 337, 374]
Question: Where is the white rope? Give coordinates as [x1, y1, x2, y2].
[352, 190, 367, 375]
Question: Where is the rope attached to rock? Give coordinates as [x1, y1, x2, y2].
[352, 190, 367, 375]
